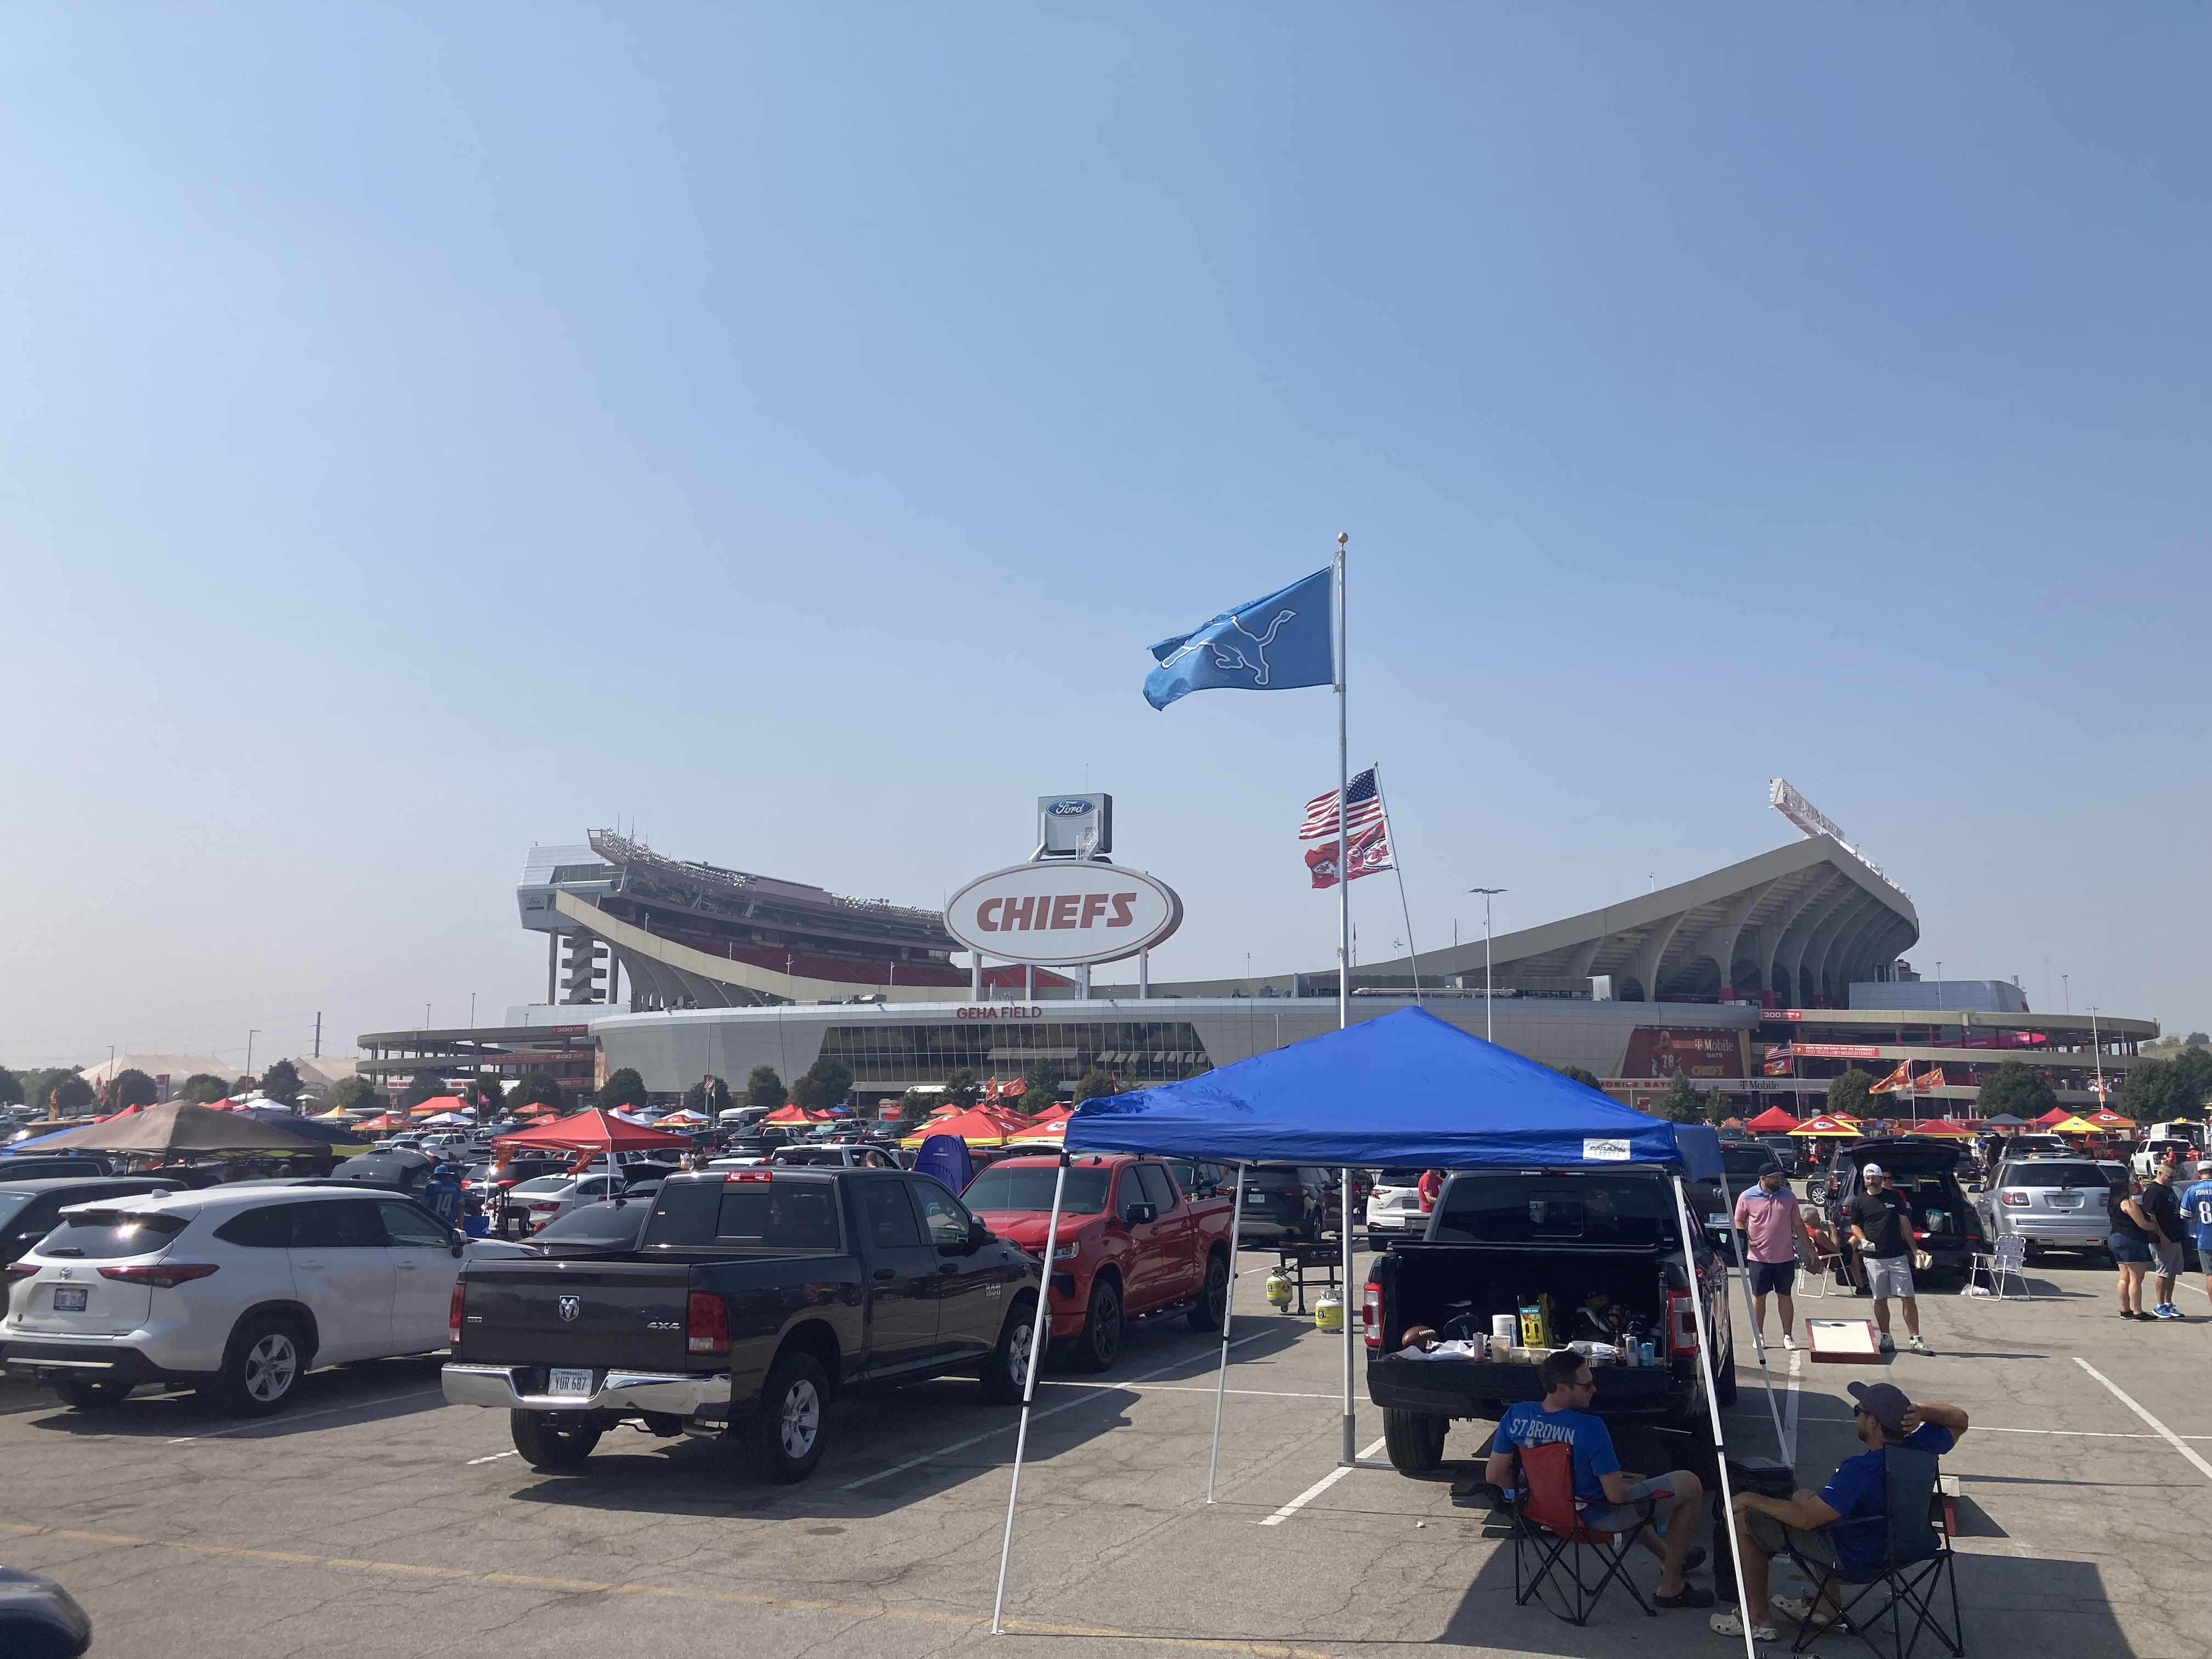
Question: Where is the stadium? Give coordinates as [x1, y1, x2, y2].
[360, 809, 2154, 1116]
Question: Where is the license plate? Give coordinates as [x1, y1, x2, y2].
[1247, 1192, 1267, 1205]
[2047, 1195, 2081, 1208]
[1708, 1214, 1730, 1227]
[50, 1287, 87, 1312]
[548, 1368, 593, 1398]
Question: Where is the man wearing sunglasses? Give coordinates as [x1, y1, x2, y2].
[1487, 1349, 1713, 1609]
[1711, 1381, 1968, 1643]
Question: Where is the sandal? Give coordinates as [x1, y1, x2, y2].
[1660, 1583, 1717, 1609]
[1709, 1610, 1777, 1641]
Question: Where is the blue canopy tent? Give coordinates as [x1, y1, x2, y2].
[989, 1009, 1759, 1652]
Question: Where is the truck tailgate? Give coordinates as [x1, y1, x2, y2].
[459, 1260, 696, 1369]
[1369, 1352, 1681, 1415]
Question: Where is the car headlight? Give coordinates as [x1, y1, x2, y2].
[1048, 1242, 1080, 1262]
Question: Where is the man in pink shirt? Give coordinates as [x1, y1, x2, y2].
[1734, 1164, 1818, 1351]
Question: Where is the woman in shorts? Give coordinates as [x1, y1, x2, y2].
[2108, 1176, 2155, 1320]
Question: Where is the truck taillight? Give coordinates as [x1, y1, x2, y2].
[686, 1290, 729, 1356]
[450, 1280, 466, 1347]
[1361, 1281, 1382, 1349]
[1667, 1288, 1699, 1357]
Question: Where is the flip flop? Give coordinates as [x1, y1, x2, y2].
[1709, 1610, 1777, 1641]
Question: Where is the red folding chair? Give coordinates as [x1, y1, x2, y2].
[1510, 1441, 1657, 1626]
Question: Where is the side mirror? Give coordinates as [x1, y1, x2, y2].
[1125, 1202, 1158, 1226]
[967, 1217, 994, 1249]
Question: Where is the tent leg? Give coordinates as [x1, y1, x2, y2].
[1206, 1163, 1248, 1503]
[1672, 1175, 1759, 1659]
[1724, 1204, 1789, 1459]
[990, 1152, 1069, 1637]
[1340, 1165, 1357, 1466]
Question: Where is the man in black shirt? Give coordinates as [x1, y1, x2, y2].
[1847, 1165, 1928, 1355]
[2141, 1163, 2188, 1321]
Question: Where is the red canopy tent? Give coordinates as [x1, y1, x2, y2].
[2034, 1107, 2074, 1127]
[2085, 1109, 2136, 1129]
[900, 1106, 1018, 1148]
[492, 1108, 693, 1154]
[410, 1095, 471, 1119]
[1744, 1107, 1802, 1132]
[763, 1104, 836, 1126]
[1023, 1103, 1074, 1127]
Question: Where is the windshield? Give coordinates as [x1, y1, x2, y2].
[1376, 1169, 1424, 1186]
[963, 1166, 1111, 1215]
[0, 1190, 33, 1227]
[1722, 1149, 1780, 1175]
[41, 1210, 190, 1259]
[1433, 1175, 1675, 1248]
[2002, 1164, 2104, 1188]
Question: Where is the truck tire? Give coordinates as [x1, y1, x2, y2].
[979, 1295, 1038, 1406]
[1384, 1408, 1447, 1475]
[509, 1409, 602, 1469]
[1068, 1277, 1123, 1373]
[54, 1378, 134, 1410]
[743, 1351, 830, 1483]
[212, 1314, 307, 1417]
[1188, 1251, 1229, 1333]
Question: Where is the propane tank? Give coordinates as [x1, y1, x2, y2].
[1263, 1267, 1294, 1311]
[1314, 1291, 1344, 1332]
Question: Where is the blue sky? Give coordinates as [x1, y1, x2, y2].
[3, 5, 2205, 1069]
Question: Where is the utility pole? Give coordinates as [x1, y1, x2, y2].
[246, 1031, 259, 1077]
[313, 1013, 321, 1060]
[1470, 889, 1506, 1042]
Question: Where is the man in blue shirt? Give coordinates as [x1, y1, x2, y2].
[2181, 1165, 2212, 1296]
[1712, 1380, 1968, 1641]
[422, 1164, 464, 1228]
[1486, 1350, 1712, 1609]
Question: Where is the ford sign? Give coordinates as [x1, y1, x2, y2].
[1044, 799, 1093, 817]
[943, 864, 1182, 968]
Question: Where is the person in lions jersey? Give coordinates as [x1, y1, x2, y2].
[2180, 1162, 2212, 1307]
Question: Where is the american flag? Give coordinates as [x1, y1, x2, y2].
[1299, 767, 1385, 841]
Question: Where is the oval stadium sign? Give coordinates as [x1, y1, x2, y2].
[944, 864, 1183, 968]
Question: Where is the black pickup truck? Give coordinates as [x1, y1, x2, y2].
[443, 1167, 1042, 1482]
[1362, 1166, 1735, 1474]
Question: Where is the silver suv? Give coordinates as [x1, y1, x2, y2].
[1975, 1158, 2113, 1259]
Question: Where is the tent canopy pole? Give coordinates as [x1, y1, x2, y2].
[1723, 1195, 1790, 1458]
[1671, 1173, 1760, 1659]
[1206, 1163, 1249, 1503]
[990, 1151, 1069, 1637]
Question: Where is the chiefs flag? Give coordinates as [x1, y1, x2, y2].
[1914, 1066, 1948, 1092]
[1866, 1060, 1914, 1094]
[1306, 821, 1394, 889]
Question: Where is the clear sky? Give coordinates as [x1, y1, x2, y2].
[4, 5, 2205, 1071]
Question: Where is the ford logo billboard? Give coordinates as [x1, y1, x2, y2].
[943, 864, 1182, 968]
[1044, 799, 1093, 817]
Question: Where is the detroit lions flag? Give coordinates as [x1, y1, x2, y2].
[1143, 569, 1334, 710]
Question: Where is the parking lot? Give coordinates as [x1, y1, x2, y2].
[3, 1249, 2207, 1659]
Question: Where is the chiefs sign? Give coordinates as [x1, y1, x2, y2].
[944, 864, 1183, 968]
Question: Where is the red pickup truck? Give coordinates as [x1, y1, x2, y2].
[963, 1154, 1234, 1373]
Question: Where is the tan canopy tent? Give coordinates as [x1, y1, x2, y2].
[27, 1100, 329, 1156]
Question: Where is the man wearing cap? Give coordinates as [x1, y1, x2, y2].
[1710, 1382, 1968, 1643]
[1847, 1164, 1928, 1355]
[1735, 1164, 1819, 1352]
[2181, 1159, 2212, 1305]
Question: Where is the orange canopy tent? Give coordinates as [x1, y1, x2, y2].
[1907, 1121, 1974, 1138]
[410, 1096, 471, 1119]
[899, 1107, 1017, 1149]
[352, 1112, 404, 1131]
[763, 1105, 836, 1126]
[492, 1108, 693, 1154]
[1792, 1114, 1863, 1137]
[1006, 1116, 1068, 1143]
[2085, 1109, 2136, 1129]
[1023, 1103, 1074, 1127]
[1744, 1107, 1802, 1132]
[2034, 1108, 2074, 1127]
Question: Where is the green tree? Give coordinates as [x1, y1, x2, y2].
[942, 1068, 983, 1109]
[1549, 1064, 1603, 1091]
[50, 1074, 95, 1115]
[1072, 1069, 1118, 1102]
[893, 1088, 938, 1125]
[325, 1076, 380, 1114]
[1705, 1088, 1734, 1125]
[2170, 1047, 2212, 1118]
[789, 1074, 827, 1111]
[1017, 1063, 1059, 1116]
[1654, 1074, 1703, 1123]
[746, 1066, 785, 1113]
[399, 1070, 448, 1110]
[511, 1071, 564, 1113]
[2120, 1052, 2212, 1123]
[108, 1069, 160, 1109]
[596, 1067, 651, 1112]
[178, 1073, 232, 1105]
[470, 1073, 506, 1116]
[682, 1076, 733, 1115]
[0, 1066, 21, 1106]
[1976, 1058, 2057, 1120]
[259, 1059, 304, 1106]
[1825, 1069, 1875, 1120]
[804, 1056, 854, 1110]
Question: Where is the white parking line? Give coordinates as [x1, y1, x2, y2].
[2073, 1358, 2212, 1482]
[1784, 1347, 1803, 1465]
[1257, 1437, 1387, 1526]
[466, 1449, 520, 1465]
[837, 1333, 1272, 1493]
[168, 1387, 444, 1445]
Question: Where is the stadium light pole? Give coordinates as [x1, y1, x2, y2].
[1469, 889, 1505, 1042]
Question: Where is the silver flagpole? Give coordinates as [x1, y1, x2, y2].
[1205, 1163, 1249, 1503]
[990, 1150, 1069, 1636]
[1340, 1163, 1358, 1466]
[1334, 531, 1348, 1035]
[1669, 1173, 1759, 1659]
[1372, 763, 1420, 1006]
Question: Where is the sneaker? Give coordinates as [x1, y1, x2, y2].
[1781, 1333, 1797, 1351]
[1908, 1335, 1932, 1354]
[1877, 1331, 1895, 1351]
[2152, 1304, 2182, 1320]
[1709, 1610, 1777, 1641]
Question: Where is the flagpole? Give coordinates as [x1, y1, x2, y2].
[1372, 763, 1420, 1007]
[1335, 531, 1348, 1034]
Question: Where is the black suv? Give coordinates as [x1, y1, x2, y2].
[0, 1177, 187, 1266]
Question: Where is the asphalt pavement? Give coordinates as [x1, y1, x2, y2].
[2, 1248, 2206, 1658]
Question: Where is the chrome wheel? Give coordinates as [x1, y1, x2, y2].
[779, 1378, 821, 1459]
[243, 1333, 298, 1403]
[1005, 1319, 1034, 1390]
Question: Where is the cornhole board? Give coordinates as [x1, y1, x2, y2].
[1805, 1318, 1883, 1363]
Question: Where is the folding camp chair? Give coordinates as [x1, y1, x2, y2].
[1786, 1445, 1963, 1659]
[1797, 1230, 1854, 1298]
[1966, 1235, 2031, 1301]
[1510, 1441, 1656, 1626]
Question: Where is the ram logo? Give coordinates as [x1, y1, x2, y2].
[1044, 799, 1093, 817]
[557, 1295, 581, 1322]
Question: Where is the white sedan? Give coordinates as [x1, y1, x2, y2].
[503, 1172, 663, 1233]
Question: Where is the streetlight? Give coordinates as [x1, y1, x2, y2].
[2089, 1007, 2106, 1110]
[246, 1030, 259, 1077]
[1469, 889, 1506, 1042]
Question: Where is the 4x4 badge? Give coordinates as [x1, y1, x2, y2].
[557, 1295, 580, 1322]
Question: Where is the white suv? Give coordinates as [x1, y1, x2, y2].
[1, 1185, 531, 1415]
